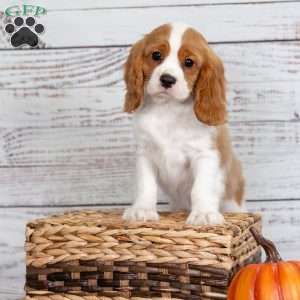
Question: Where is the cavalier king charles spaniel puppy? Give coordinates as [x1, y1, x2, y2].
[122, 22, 245, 225]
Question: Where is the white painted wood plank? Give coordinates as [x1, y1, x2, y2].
[0, 0, 294, 11]
[0, 82, 299, 129]
[1, 201, 299, 298]
[1, 42, 300, 89]
[0, 164, 135, 206]
[0, 47, 127, 89]
[1, 2, 300, 48]
[0, 120, 300, 205]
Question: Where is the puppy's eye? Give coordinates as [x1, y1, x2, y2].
[152, 51, 161, 61]
[184, 58, 194, 68]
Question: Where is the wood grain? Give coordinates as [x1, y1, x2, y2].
[0, 47, 127, 89]
[1, 2, 300, 48]
[0, 82, 299, 129]
[1, 201, 299, 298]
[0, 164, 135, 206]
[1, 42, 300, 89]
[1, 118, 300, 205]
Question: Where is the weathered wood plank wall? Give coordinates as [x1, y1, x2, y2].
[0, 1, 300, 299]
[1, 1, 300, 48]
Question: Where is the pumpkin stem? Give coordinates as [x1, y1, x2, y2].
[250, 227, 282, 263]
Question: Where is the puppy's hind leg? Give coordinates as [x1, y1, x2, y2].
[220, 199, 247, 213]
[221, 158, 246, 213]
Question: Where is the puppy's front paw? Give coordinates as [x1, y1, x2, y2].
[186, 211, 224, 225]
[123, 206, 159, 222]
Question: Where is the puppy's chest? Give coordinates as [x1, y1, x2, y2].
[136, 110, 213, 167]
[139, 113, 189, 149]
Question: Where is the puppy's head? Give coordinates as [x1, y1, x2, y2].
[124, 23, 227, 126]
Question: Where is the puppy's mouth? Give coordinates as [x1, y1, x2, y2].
[144, 90, 171, 104]
[158, 90, 170, 96]
[146, 82, 191, 102]
[147, 88, 170, 98]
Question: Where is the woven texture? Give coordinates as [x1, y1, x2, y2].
[25, 210, 262, 300]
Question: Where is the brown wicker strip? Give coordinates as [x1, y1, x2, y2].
[25, 294, 224, 300]
[25, 210, 262, 300]
[25, 291, 227, 300]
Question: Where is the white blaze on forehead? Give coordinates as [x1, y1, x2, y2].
[168, 22, 189, 54]
[160, 22, 189, 73]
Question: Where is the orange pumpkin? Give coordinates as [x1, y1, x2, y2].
[228, 227, 300, 300]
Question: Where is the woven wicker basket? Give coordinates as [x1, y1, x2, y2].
[25, 210, 262, 300]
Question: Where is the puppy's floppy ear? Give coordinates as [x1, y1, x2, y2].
[123, 38, 145, 113]
[193, 48, 227, 126]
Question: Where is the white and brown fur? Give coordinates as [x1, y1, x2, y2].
[122, 22, 245, 225]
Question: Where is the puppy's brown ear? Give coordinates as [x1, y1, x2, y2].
[193, 48, 227, 126]
[123, 39, 145, 113]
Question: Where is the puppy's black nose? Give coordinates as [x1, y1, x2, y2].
[160, 73, 177, 88]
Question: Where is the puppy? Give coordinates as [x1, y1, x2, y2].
[122, 22, 245, 225]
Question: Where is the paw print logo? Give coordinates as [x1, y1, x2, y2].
[5, 16, 44, 48]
